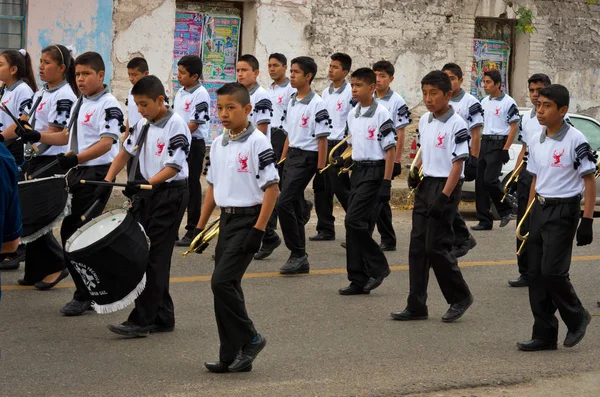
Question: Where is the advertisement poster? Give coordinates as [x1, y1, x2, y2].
[204, 81, 227, 143]
[173, 11, 203, 93]
[201, 15, 240, 82]
[470, 39, 510, 100]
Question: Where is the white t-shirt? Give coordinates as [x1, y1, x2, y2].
[173, 83, 210, 140]
[481, 92, 520, 136]
[347, 102, 396, 161]
[124, 110, 190, 182]
[527, 122, 596, 198]
[0, 80, 33, 134]
[126, 88, 142, 128]
[418, 107, 470, 178]
[322, 80, 354, 141]
[69, 88, 123, 166]
[30, 80, 77, 156]
[374, 89, 411, 130]
[268, 78, 296, 130]
[283, 90, 331, 152]
[449, 89, 484, 132]
[207, 124, 280, 207]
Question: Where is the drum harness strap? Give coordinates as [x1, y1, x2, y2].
[128, 121, 151, 183]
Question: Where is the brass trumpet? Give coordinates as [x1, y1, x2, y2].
[319, 135, 352, 174]
[183, 217, 220, 257]
[501, 159, 525, 203]
[516, 197, 536, 256]
[407, 147, 424, 198]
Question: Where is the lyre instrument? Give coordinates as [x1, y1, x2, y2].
[319, 135, 352, 174]
[501, 159, 526, 203]
[407, 147, 424, 199]
[516, 197, 536, 256]
[183, 217, 220, 257]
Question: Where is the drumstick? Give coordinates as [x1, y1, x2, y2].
[27, 150, 74, 180]
[79, 180, 153, 190]
[80, 198, 103, 223]
[1, 103, 39, 152]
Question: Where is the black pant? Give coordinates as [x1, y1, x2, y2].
[527, 198, 585, 342]
[264, 129, 286, 244]
[407, 178, 471, 313]
[184, 139, 205, 232]
[21, 156, 66, 283]
[345, 165, 390, 287]
[127, 184, 188, 327]
[62, 165, 111, 302]
[212, 211, 259, 362]
[313, 140, 350, 237]
[376, 202, 396, 246]
[516, 170, 533, 277]
[475, 137, 512, 227]
[277, 148, 318, 257]
[453, 211, 471, 247]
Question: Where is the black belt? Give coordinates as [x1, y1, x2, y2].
[355, 160, 385, 168]
[221, 205, 262, 215]
[482, 135, 507, 141]
[157, 179, 188, 189]
[288, 147, 317, 155]
[536, 194, 581, 206]
[327, 139, 344, 146]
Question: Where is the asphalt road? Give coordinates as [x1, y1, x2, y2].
[1, 208, 600, 397]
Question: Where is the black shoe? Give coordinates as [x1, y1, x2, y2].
[229, 334, 267, 372]
[175, 230, 195, 247]
[0, 250, 25, 270]
[508, 276, 529, 288]
[471, 224, 492, 231]
[150, 324, 175, 333]
[309, 232, 335, 241]
[17, 278, 36, 286]
[205, 361, 252, 373]
[363, 268, 391, 292]
[301, 200, 313, 225]
[34, 269, 69, 291]
[441, 295, 473, 323]
[516, 339, 558, 351]
[499, 214, 513, 228]
[380, 243, 396, 252]
[339, 285, 370, 295]
[254, 236, 281, 260]
[107, 321, 153, 338]
[279, 254, 309, 275]
[451, 235, 477, 258]
[564, 310, 592, 348]
[60, 299, 92, 316]
[341, 241, 347, 249]
[390, 309, 429, 321]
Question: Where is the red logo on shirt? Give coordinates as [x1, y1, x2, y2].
[277, 95, 283, 105]
[156, 139, 165, 156]
[184, 100, 192, 112]
[494, 107, 500, 116]
[82, 109, 96, 126]
[336, 101, 343, 111]
[367, 125, 376, 140]
[551, 149, 565, 167]
[237, 152, 250, 173]
[1, 97, 10, 106]
[300, 113, 309, 128]
[436, 132, 447, 148]
[38, 101, 47, 112]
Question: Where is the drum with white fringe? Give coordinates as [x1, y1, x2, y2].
[18, 175, 71, 244]
[64, 209, 150, 314]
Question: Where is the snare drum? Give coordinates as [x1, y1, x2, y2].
[18, 175, 70, 244]
[65, 209, 150, 314]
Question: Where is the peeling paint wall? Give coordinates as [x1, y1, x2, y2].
[27, 0, 114, 85]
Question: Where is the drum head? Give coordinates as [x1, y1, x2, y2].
[67, 210, 128, 252]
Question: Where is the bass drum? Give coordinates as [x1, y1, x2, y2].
[65, 209, 150, 314]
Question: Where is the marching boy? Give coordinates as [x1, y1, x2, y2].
[196, 82, 279, 372]
[339, 67, 395, 295]
[391, 71, 473, 322]
[100, 75, 190, 337]
[517, 84, 594, 352]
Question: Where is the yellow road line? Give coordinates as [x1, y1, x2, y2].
[4, 255, 600, 291]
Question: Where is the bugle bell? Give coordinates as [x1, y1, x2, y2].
[501, 159, 525, 203]
[320, 135, 352, 174]
[183, 217, 220, 257]
[516, 197, 536, 256]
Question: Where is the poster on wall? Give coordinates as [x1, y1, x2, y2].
[470, 39, 510, 100]
[204, 81, 227, 142]
[173, 11, 204, 93]
[201, 15, 240, 82]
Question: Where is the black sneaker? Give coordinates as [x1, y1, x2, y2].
[451, 235, 477, 258]
[279, 254, 309, 275]
[254, 235, 282, 260]
[60, 299, 92, 316]
[108, 321, 153, 338]
[0, 249, 25, 270]
[228, 334, 267, 372]
[175, 230, 195, 247]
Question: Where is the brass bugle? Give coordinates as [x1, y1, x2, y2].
[407, 147, 424, 199]
[277, 157, 286, 165]
[320, 135, 352, 174]
[338, 152, 354, 175]
[501, 159, 525, 203]
[516, 197, 536, 256]
[183, 217, 220, 257]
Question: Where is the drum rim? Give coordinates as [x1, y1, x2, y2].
[65, 209, 131, 254]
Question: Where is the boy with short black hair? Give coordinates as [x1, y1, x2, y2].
[391, 70, 473, 322]
[442, 62, 483, 258]
[100, 75, 190, 337]
[517, 84, 595, 352]
[197, 82, 279, 372]
[236, 54, 272, 137]
[173, 55, 210, 247]
[338, 67, 394, 295]
[126, 57, 149, 129]
[372, 60, 411, 251]
[21, 51, 126, 316]
[472, 69, 519, 231]
[311, 52, 353, 242]
[277, 56, 330, 274]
